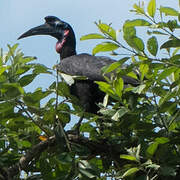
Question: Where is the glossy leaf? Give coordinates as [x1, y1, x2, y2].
[147, 0, 156, 18]
[96, 22, 117, 40]
[140, 64, 149, 80]
[0, 66, 9, 75]
[19, 74, 37, 87]
[124, 19, 151, 27]
[1, 83, 24, 97]
[57, 81, 71, 97]
[120, 154, 138, 162]
[133, 3, 145, 14]
[160, 6, 179, 16]
[147, 30, 168, 36]
[102, 57, 130, 74]
[33, 64, 51, 74]
[122, 167, 139, 178]
[92, 42, 119, 55]
[157, 67, 177, 81]
[160, 39, 180, 49]
[132, 84, 146, 94]
[80, 33, 105, 40]
[95, 81, 114, 95]
[146, 142, 159, 157]
[123, 25, 136, 37]
[147, 36, 158, 56]
[155, 137, 169, 144]
[132, 36, 145, 52]
[112, 107, 129, 121]
[7, 43, 19, 56]
[114, 77, 124, 97]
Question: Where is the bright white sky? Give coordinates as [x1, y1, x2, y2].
[0, 0, 178, 97]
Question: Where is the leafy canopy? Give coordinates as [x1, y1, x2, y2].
[1, 0, 180, 179]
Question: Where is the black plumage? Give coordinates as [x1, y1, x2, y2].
[18, 16, 139, 114]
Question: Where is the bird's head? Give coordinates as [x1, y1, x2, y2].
[18, 16, 76, 56]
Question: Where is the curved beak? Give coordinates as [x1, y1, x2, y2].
[18, 23, 63, 40]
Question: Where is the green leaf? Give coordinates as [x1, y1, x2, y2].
[79, 168, 96, 178]
[157, 67, 177, 81]
[57, 103, 70, 124]
[78, 160, 99, 178]
[172, 47, 180, 56]
[1, 83, 24, 97]
[57, 81, 71, 97]
[132, 84, 146, 94]
[155, 137, 169, 144]
[99, 108, 116, 116]
[167, 20, 179, 32]
[59, 152, 73, 164]
[112, 107, 129, 121]
[21, 56, 36, 64]
[146, 142, 159, 157]
[15, 65, 32, 75]
[146, 164, 160, 170]
[123, 24, 144, 52]
[147, 0, 156, 18]
[133, 3, 145, 14]
[80, 123, 96, 133]
[80, 33, 105, 40]
[160, 6, 179, 16]
[160, 39, 180, 49]
[147, 30, 168, 36]
[132, 37, 144, 52]
[7, 43, 19, 56]
[92, 42, 119, 55]
[95, 81, 114, 95]
[102, 57, 130, 74]
[170, 54, 180, 63]
[124, 19, 151, 27]
[114, 77, 124, 97]
[122, 167, 139, 178]
[140, 64, 149, 80]
[33, 64, 51, 74]
[19, 74, 37, 87]
[147, 36, 158, 56]
[96, 22, 117, 40]
[23, 89, 51, 107]
[0, 101, 14, 113]
[19, 140, 32, 148]
[120, 154, 138, 162]
[159, 91, 176, 106]
[123, 25, 136, 38]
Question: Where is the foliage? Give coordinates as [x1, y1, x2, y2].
[1, 0, 180, 179]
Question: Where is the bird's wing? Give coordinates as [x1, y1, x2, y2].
[56, 53, 139, 86]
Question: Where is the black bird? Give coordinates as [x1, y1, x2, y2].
[18, 16, 139, 114]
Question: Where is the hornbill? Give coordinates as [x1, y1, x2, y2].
[18, 16, 139, 114]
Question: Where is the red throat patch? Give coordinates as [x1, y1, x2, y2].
[55, 30, 70, 53]
[55, 40, 65, 53]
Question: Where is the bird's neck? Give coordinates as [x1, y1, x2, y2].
[60, 45, 76, 59]
[59, 29, 76, 59]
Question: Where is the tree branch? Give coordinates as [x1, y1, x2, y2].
[3, 133, 114, 180]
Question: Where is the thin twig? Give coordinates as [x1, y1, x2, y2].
[55, 67, 72, 152]
[16, 100, 51, 136]
[152, 93, 169, 132]
[168, 108, 180, 128]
